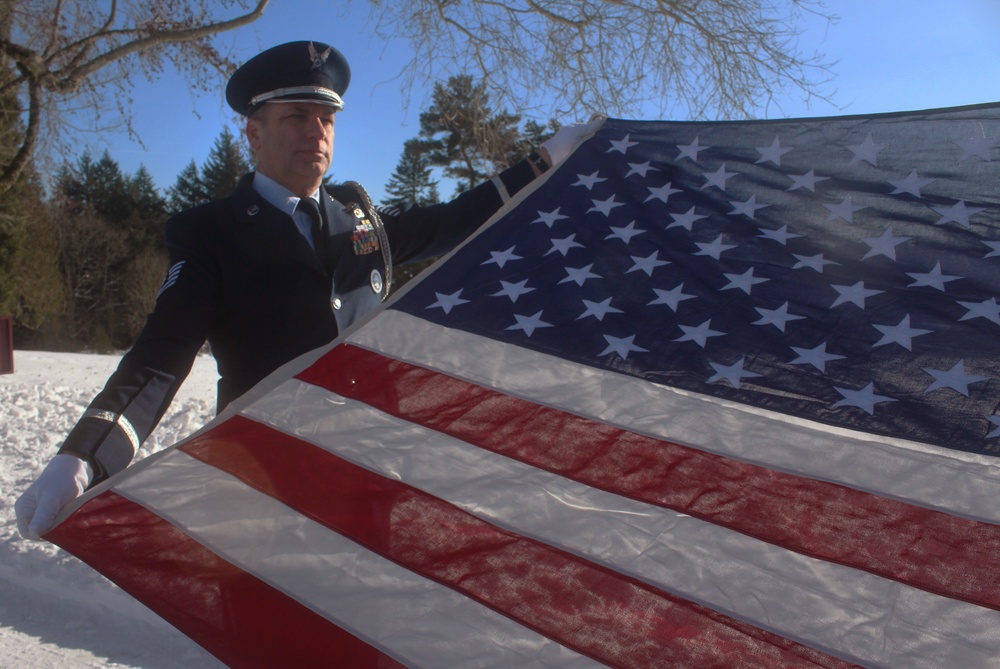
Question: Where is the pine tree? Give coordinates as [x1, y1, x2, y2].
[125, 165, 168, 251]
[382, 139, 440, 208]
[53, 152, 169, 349]
[167, 127, 250, 213]
[0, 41, 63, 347]
[418, 75, 522, 194]
[200, 127, 251, 202]
[168, 160, 207, 214]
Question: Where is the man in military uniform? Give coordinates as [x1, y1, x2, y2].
[16, 40, 596, 539]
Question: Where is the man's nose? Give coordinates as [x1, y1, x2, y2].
[305, 115, 327, 138]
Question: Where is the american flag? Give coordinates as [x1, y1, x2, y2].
[49, 107, 1000, 668]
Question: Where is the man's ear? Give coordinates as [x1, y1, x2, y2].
[246, 117, 262, 151]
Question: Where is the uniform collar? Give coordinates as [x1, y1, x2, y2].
[250, 171, 322, 217]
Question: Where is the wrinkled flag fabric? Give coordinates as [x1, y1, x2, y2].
[49, 106, 1000, 669]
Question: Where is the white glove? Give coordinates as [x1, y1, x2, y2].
[15, 454, 93, 540]
[540, 116, 606, 167]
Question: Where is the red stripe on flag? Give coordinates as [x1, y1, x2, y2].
[298, 344, 1000, 611]
[45, 491, 405, 669]
[181, 416, 859, 669]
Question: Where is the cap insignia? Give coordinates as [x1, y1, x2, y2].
[308, 42, 332, 70]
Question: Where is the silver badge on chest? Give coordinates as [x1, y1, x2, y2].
[370, 269, 383, 294]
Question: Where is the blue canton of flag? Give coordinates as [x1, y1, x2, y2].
[395, 105, 1000, 456]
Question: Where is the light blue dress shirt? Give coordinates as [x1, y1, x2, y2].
[251, 172, 323, 251]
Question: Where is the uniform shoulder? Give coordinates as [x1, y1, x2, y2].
[324, 181, 416, 220]
[165, 193, 240, 238]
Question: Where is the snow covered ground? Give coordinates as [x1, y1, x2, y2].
[0, 350, 225, 668]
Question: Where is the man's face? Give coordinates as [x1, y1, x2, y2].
[247, 102, 336, 196]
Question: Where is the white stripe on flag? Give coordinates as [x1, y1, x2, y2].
[346, 310, 1000, 524]
[114, 450, 607, 669]
[241, 379, 1000, 669]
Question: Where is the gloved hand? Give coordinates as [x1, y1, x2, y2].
[15, 454, 93, 540]
[540, 115, 606, 167]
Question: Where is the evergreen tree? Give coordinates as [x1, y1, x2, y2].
[125, 165, 169, 251]
[516, 119, 560, 163]
[382, 139, 440, 208]
[200, 127, 251, 201]
[53, 152, 169, 350]
[167, 127, 250, 213]
[418, 75, 522, 194]
[168, 160, 207, 214]
[0, 32, 63, 347]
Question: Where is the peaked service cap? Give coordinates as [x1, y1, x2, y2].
[226, 41, 351, 116]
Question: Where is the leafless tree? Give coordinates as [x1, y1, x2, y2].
[0, 0, 269, 192]
[361, 0, 836, 122]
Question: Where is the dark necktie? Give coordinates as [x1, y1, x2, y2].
[297, 197, 329, 267]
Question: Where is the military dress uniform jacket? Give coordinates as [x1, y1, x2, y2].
[59, 160, 539, 483]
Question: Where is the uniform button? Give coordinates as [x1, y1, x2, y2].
[331, 297, 342, 310]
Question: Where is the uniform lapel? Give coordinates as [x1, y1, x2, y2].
[234, 174, 326, 275]
[320, 189, 356, 268]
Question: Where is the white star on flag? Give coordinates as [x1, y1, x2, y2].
[695, 235, 737, 260]
[645, 183, 681, 203]
[491, 280, 534, 303]
[668, 207, 708, 231]
[756, 136, 792, 166]
[958, 297, 1000, 325]
[754, 302, 806, 331]
[907, 263, 961, 291]
[649, 284, 696, 311]
[606, 221, 645, 244]
[954, 123, 997, 161]
[863, 227, 911, 261]
[626, 162, 656, 178]
[627, 251, 670, 276]
[847, 132, 885, 165]
[701, 163, 737, 191]
[933, 200, 986, 228]
[708, 358, 762, 388]
[793, 253, 838, 272]
[506, 311, 553, 336]
[923, 360, 987, 396]
[559, 263, 602, 286]
[831, 281, 883, 308]
[546, 234, 584, 256]
[824, 196, 867, 223]
[589, 195, 626, 216]
[889, 170, 935, 197]
[873, 315, 932, 350]
[787, 169, 830, 192]
[533, 208, 570, 227]
[759, 225, 801, 245]
[427, 290, 469, 314]
[599, 334, 648, 359]
[675, 320, 725, 347]
[722, 268, 769, 294]
[608, 134, 639, 155]
[790, 342, 846, 372]
[833, 383, 897, 414]
[573, 172, 607, 190]
[677, 136, 708, 161]
[483, 246, 522, 267]
[578, 298, 624, 321]
[729, 195, 769, 219]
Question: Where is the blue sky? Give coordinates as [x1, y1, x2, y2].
[95, 0, 1000, 203]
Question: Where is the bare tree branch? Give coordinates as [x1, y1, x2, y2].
[0, 0, 270, 193]
[362, 0, 836, 122]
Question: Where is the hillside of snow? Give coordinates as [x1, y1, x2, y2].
[0, 350, 225, 668]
